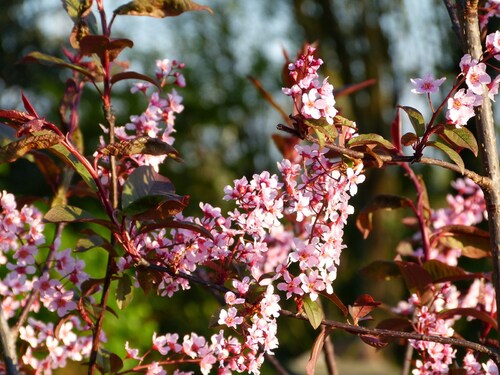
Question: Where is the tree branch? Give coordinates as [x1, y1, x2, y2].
[280, 309, 500, 364]
[462, 0, 500, 351]
[0, 304, 18, 375]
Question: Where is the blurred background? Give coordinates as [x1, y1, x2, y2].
[0, 0, 497, 373]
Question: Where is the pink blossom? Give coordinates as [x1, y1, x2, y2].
[218, 307, 244, 328]
[277, 271, 304, 299]
[125, 341, 141, 359]
[46, 290, 77, 317]
[459, 54, 478, 74]
[466, 63, 491, 95]
[410, 73, 446, 94]
[446, 88, 477, 127]
[486, 30, 500, 60]
[147, 362, 166, 375]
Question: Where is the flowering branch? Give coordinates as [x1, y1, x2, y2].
[296, 132, 492, 189]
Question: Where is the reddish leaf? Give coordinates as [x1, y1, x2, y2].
[138, 218, 213, 240]
[271, 134, 300, 160]
[376, 318, 412, 332]
[306, 328, 332, 375]
[114, 0, 214, 18]
[391, 109, 402, 152]
[349, 294, 381, 325]
[98, 136, 179, 159]
[359, 334, 389, 348]
[438, 308, 497, 330]
[79, 35, 134, 62]
[401, 132, 419, 146]
[356, 195, 412, 238]
[81, 278, 105, 297]
[21, 51, 94, 79]
[318, 290, 348, 317]
[432, 225, 491, 259]
[249, 75, 289, 124]
[361, 260, 401, 281]
[111, 71, 160, 87]
[423, 259, 468, 283]
[0, 110, 34, 129]
[395, 261, 433, 296]
[21, 92, 39, 117]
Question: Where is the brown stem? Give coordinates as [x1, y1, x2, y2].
[462, 0, 500, 355]
[280, 309, 500, 363]
[401, 342, 414, 375]
[299, 133, 492, 190]
[322, 329, 338, 375]
[401, 164, 431, 261]
[265, 354, 290, 375]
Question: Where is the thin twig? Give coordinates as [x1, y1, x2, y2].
[322, 328, 337, 375]
[442, 0, 464, 52]
[280, 310, 500, 363]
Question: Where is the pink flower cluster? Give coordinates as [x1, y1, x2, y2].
[0, 191, 96, 373]
[398, 281, 497, 375]
[394, 178, 496, 374]
[112, 50, 364, 372]
[410, 31, 499, 128]
[429, 178, 486, 266]
[282, 45, 338, 124]
[97, 58, 185, 181]
[446, 32, 499, 127]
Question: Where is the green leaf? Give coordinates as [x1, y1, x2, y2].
[347, 133, 396, 151]
[111, 71, 160, 88]
[0, 131, 62, 163]
[44, 205, 114, 229]
[427, 140, 465, 174]
[98, 136, 180, 160]
[63, 0, 93, 19]
[441, 124, 478, 157]
[49, 143, 97, 191]
[399, 106, 425, 137]
[114, 0, 214, 18]
[356, 195, 412, 238]
[21, 51, 94, 79]
[116, 274, 134, 310]
[303, 295, 324, 330]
